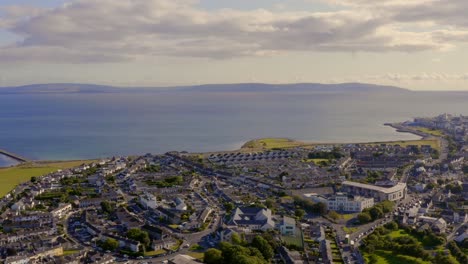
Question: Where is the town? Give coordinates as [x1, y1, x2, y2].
[0, 114, 467, 264]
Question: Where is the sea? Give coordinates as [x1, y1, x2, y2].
[1, 89, 468, 167]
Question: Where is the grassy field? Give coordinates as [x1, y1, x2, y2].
[364, 139, 440, 151]
[61, 249, 80, 256]
[364, 250, 431, 264]
[242, 138, 307, 150]
[0, 160, 94, 198]
[387, 229, 409, 239]
[303, 158, 329, 164]
[241, 137, 440, 152]
[410, 126, 445, 137]
[187, 252, 204, 260]
[144, 249, 166, 256]
[282, 229, 304, 249]
[342, 227, 359, 234]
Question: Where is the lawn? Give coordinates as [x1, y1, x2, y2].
[342, 227, 359, 234]
[410, 127, 445, 137]
[0, 160, 94, 198]
[187, 252, 204, 260]
[364, 250, 431, 264]
[144, 249, 166, 256]
[387, 229, 409, 239]
[61, 249, 80, 256]
[303, 158, 329, 164]
[364, 139, 440, 152]
[282, 230, 304, 249]
[242, 138, 306, 150]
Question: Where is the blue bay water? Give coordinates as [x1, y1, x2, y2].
[1, 90, 467, 162]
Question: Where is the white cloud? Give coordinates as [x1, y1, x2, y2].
[1, 0, 468, 63]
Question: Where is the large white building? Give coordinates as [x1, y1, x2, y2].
[230, 207, 275, 232]
[341, 181, 407, 202]
[140, 193, 158, 209]
[327, 193, 374, 212]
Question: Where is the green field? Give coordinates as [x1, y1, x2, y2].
[342, 226, 358, 234]
[187, 252, 204, 260]
[0, 160, 94, 198]
[303, 158, 329, 164]
[61, 249, 80, 256]
[282, 230, 304, 249]
[387, 229, 408, 239]
[242, 138, 306, 150]
[364, 139, 440, 152]
[364, 250, 431, 264]
[410, 126, 445, 137]
[144, 249, 166, 256]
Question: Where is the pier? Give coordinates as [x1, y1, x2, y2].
[0, 149, 30, 163]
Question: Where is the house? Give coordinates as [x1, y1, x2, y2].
[101, 233, 140, 252]
[280, 216, 296, 236]
[11, 201, 26, 212]
[454, 211, 468, 224]
[175, 197, 187, 211]
[310, 225, 325, 242]
[151, 237, 177, 250]
[218, 228, 237, 242]
[199, 207, 213, 223]
[230, 207, 275, 232]
[327, 193, 374, 213]
[418, 216, 447, 234]
[79, 198, 103, 208]
[140, 192, 158, 209]
[51, 203, 72, 218]
[279, 246, 305, 264]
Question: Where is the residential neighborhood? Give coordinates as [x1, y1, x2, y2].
[0, 114, 467, 264]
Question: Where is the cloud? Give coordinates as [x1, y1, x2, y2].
[1, 0, 468, 63]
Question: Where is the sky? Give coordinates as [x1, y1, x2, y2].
[1, 0, 468, 90]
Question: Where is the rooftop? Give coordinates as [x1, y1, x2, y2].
[342, 181, 406, 194]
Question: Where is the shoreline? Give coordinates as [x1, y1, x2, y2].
[0, 123, 432, 167]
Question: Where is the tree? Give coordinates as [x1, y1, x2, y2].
[265, 198, 275, 209]
[224, 202, 235, 213]
[328, 210, 340, 221]
[358, 212, 372, 223]
[384, 221, 398, 231]
[434, 252, 459, 264]
[251, 236, 274, 261]
[204, 248, 223, 264]
[126, 228, 150, 249]
[369, 207, 383, 220]
[312, 202, 327, 215]
[231, 233, 243, 245]
[101, 201, 114, 214]
[102, 238, 119, 251]
[295, 209, 305, 219]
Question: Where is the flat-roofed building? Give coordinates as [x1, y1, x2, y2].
[341, 181, 406, 202]
[327, 193, 374, 212]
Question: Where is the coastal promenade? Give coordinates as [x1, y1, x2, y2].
[0, 149, 29, 163]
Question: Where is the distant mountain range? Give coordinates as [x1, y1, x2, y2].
[0, 82, 411, 94]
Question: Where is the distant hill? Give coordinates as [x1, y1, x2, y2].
[0, 82, 411, 94]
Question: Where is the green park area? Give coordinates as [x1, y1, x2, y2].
[364, 139, 440, 152]
[410, 126, 445, 137]
[0, 160, 94, 198]
[361, 222, 461, 264]
[242, 138, 306, 150]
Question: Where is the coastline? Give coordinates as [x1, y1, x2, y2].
[0, 122, 431, 168]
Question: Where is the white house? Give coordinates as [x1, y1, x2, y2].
[280, 216, 296, 236]
[140, 193, 158, 209]
[230, 207, 275, 232]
